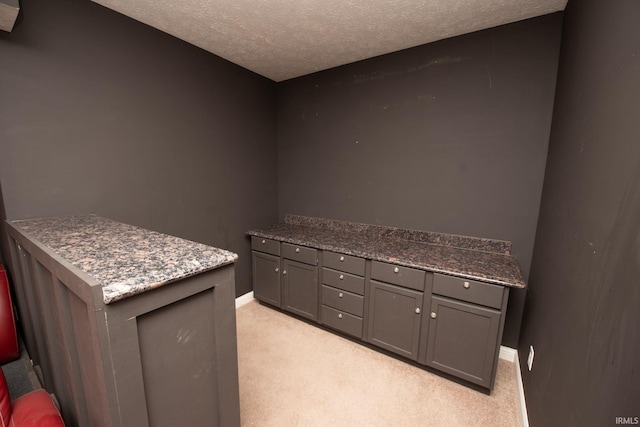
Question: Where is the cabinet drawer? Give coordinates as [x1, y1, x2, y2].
[432, 274, 505, 309]
[251, 236, 280, 256]
[321, 306, 363, 339]
[322, 268, 365, 295]
[321, 285, 364, 317]
[371, 261, 425, 291]
[323, 251, 365, 276]
[282, 243, 318, 265]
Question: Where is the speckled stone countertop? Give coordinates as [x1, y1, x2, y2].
[247, 215, 525, 288]
[10, 215, 238, 304]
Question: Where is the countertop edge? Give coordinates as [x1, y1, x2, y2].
[247, 228, 526, 289]
[7, 216, 240, 305]
[102, 257, 238, 304]
[5, 220, 104, 289]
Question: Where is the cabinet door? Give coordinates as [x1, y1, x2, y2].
[252, 251, 281, 307]
[425, 296, 501, 389]
[283, 259, 318, 321]
[367, 280, 423, 361]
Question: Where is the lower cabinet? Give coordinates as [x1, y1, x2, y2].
[250, 241, 510, 392]
[251, 239, 320, 321]
[251, 251, 281, 307]
[251, 236, 283, 308]
[424, 273, 508, 389]
[366, 280, 424, 361]
[282, 258, 318, 321]
[425, 297, 501, 388]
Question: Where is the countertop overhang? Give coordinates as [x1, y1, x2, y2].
[247, 215, 526, 289]
[7, 215, 238, 303]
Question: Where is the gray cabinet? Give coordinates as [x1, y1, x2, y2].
[424, 274, 509, 389]
[251, 236, 282, 307]
[251, 239, 319, 320]
[251, 251, 281, 307]
[248, 236, 513, 392]
[282, 243, 319, 321]
[7, 221, 241, 427]
[283, 259, 318, 320]
[366, 261, 426, 361]
[320, 251, 366, 339]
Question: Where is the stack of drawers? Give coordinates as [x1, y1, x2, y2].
[320, 251, 366, 339]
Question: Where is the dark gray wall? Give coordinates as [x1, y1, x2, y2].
[520, 1, 640, 425]
[277, 14, 563, 347]
[0, 0, 278, 296]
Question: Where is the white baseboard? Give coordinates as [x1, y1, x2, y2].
[499, 346, 528, 427]
[499, 345, 517, 362]
[514, 351, 529, 427]
[235, 291, 255, 308]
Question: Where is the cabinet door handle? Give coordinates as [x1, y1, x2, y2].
[261, 239, 266, 244]
[282, 270, 287, 275]
[415, 307, 421, 314]
[295, 247, 300, 253]
[430, 312, 437, 319]
[338, 292, 344, 298]
[275, 267, 279, 273]
[463, 281, 470, 289]
[393, 267, 400, 273]
[339, 274, 344, 280]
[339, 256, 345, 262]
[338, 313, 343, 319]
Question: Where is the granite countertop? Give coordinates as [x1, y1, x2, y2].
[247, 215, 526, 288]
[10, 215, 238, 304]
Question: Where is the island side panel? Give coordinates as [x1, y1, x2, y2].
[30, 262, 86, 425]
[6, 240, 41, 372]
[50, 276, 95, 426]
[209, 265, 241, 427]
[6, 228, 114, 426]
[104, 264, 240, 427]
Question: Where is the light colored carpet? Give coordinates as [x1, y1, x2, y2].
[236, 300, 523, 427]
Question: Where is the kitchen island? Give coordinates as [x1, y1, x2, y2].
[5, 215, 240, 427]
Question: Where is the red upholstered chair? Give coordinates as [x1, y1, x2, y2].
[1, 264, 65, 426]
[0, 264, 19, 364]
[1, 368, 65, 427]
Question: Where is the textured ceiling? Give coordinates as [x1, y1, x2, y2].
[91, 0, 568, 82]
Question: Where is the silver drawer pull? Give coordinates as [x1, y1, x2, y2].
[415, 307, 421, 314]
[338, 313, 343, 319]
[463, 281, 470, 289]
[338, 292, 344, 298]
[430, 312, 437, 319]
[295, 247, 300, 253]
[339, 256, 345, 262]
[275, 267, 279, 273]
[393, 267, 400, 273]
[339, 274, 344, 280]
[261, 239, 266, 244]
